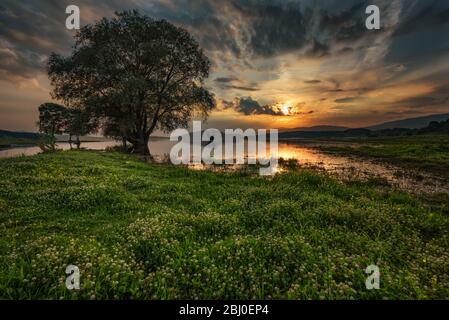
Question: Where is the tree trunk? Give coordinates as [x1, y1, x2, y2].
[69, 134, 73, 150]
[50, 126, 56, 151]
[132, 134, 150, 155]
[122, 138, 128, 152]
[75, 135, 81, 149]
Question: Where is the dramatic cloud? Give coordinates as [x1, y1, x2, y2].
[220, 97, 280, 115]
[393, 1, 449, 37]
[335, 97, 364, 104]
[235, 97, 285, 116]
[214, 77, 240, 83]
[304, 80, 321, 84]
[222, 97, 314, 117]
[1, 0, 449, 131]
[213, 76, 260, 92]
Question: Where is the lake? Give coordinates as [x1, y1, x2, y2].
[0, 140, 446, 194]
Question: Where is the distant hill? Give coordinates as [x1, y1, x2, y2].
[279, 128, 370, 139]
[0, 130, 40, 140]
[418, 118, 449, 135]
[0, 130, 41, 147]
[367, 113, 449, 131]
[281, 125, 349, 132]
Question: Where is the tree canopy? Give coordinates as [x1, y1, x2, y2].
[37, 103, 98, 150]
[48, 10, 216, 154]
[37, 102, 67, 151]
[38, 103, 67, 137]
[65, 108, 99, 148]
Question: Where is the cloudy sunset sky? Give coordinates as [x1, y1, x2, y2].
[1, 0, 449, 131]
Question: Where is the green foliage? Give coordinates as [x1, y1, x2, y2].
[37, 103, 68, 151]
[36, 135, 57, 153]
[320, 135, 449, 174]
[65, 108, 99, 149]
[37, 103, 98, 150]
[418, 119, 449, 135]
[38, 103, 67, 135]
[0, 151, 448, 299]
[48, 11, 216, 154]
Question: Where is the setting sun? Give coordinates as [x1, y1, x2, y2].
[280, 104, 290, 116]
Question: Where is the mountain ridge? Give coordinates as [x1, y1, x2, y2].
[367, 113, 449, 130]
[2, 113, 449, 138]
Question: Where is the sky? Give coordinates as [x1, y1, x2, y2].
[1, 0, 449, 132]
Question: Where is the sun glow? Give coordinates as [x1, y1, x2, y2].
[280, 104, 290, 116]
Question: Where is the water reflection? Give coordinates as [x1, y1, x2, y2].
[0, 141, 119, 158]
[0, 140, 446, 194]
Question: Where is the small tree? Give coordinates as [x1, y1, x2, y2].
[100, 103, 136, 152]
[103, 117, 133, 152]
[48, 11, 216, 155]
[37, 103, 67, 151]
[66, 108, 99, 149]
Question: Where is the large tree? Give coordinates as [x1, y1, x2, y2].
[48, 10, 215, 155]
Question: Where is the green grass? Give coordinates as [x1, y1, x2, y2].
[0, 151, 448, 299]
[319, 135, 449, 173]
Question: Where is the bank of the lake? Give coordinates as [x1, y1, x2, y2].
[314, 135, 449, 175]
[0, 150, 448, 299]
[2, 137, 449, 195]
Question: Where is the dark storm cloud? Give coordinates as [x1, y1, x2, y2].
[214, 77, 240, 83]
[213, 76, 259, 91]
[1, 0, 449, 132]
[393, 95, 449, 110]
[230, 0, 309, 58]
[394, 1, 449, 37]
[305, 39, 330, 57]
[227, 85, 260, 92]
[235, 97, 284, 116]
[0, 0, 78, 80]
[335, 97, 363, 104]
[0, 0, 387, 82]
[319, 1, 371, 43]
[328, 87, 373, 94]
[182, 0, 378, 60]
[223, 96, 297, 116]
[0, 47, 41, 79]
[304, 80, 321, 84]
[2, 0, 449, 82]
[226, 97, 313, 116]
[385, 1, 449, 68]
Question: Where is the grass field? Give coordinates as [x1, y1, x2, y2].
[318, 135, 449, 174]
[0, 151, 448, 299]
